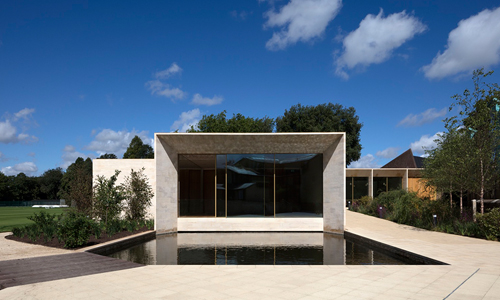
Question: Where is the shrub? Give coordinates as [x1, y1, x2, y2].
[28, 211, 60, 242]
[122, 168, 154, 222]
[57, 210, 100, 248]
[93, 170, 125, 226]
[11, 226, 25, 238]
[477, 208, 500, 240]
[104, 218, 124, 237]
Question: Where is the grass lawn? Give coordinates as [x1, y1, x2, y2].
[0, 207, 67, 233]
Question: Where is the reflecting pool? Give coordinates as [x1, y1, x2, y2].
[108, 233, 414, 265]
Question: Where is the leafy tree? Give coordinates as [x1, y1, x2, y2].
[276, 103, 363, 166]
[123, 136, 154, 159]
[11, 173, 40, 201]
[93, 170, 125, 225]
[98, 153, 117, 159]
[122, 168, 154, 221]
[58, 157, 93, 211]
[39, 168, 64, 200]
[446, 69, 500, 213]
[0, 172, 13, 201]
[187, 110, 274, 133]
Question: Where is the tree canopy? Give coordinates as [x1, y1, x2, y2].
[98, 153, 117, 159]
[187, 110, 274, 133]
[276, 103, 363, 166]
[58, 157, 93, 210]
[123, 136, 154, 159]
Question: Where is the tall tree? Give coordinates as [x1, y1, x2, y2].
[0, 172, 13, 201]
[58, 157, 93, 211]
[39, 168, 64, 200]
[187, 110, 274, 133]
[98, 153, 117, 159]
[276, 103, 363, 166]
[123, 136, 154, 159]
[446, 68, 500, 213]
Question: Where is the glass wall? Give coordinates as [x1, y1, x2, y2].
[178, 155, 215, 217]
[178, 154, 323, 218]
[346, 177, 369, 202]
[373, 177, 402, 198]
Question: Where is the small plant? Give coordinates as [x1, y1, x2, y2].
[57, 210, 100, 248]
[11, 226, 25, 238]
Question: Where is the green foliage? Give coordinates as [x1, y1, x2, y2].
[123, 168, 154, 221]
[98, 153, 117, 159]
[477, 208, 500, 240]
[93, 170, 125, 226]
[57, 210, 100, 248]
[27, 211, 60, 242]
[123, 136, 154, 159]
[276, 103, 362, 166]
[39, 168, 64, 200]
[187, 110, 274, 133]
[58, 157, 93, 211]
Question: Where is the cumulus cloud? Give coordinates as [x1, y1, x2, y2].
[1, 162, 38, 176]
[422, 7, 500, 79]
[335, 9, 426, 79]
[171, 109, 202, 132]
[146, 80, 186, 100]
[398, 107, 447, 127]
[191, 94, 223, 106]
[0, 108, 38, 144]
[84, 129, 152, 157]
[61, 145, 89, 169]
[376, 147, 400, 159]
[410, 132, 442, 156]
[348, 154, 380, 168]
[155, 63, 182, 79]
[264, 0, 342, 50]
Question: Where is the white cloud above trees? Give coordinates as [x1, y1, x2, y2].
[1, 161, 38, 176]
[191, 94, 223, 106]
[410, 132, 442, 156]
[376, 147, 400, 159]
[0, 108, 38, 144]
[264, 0, 342, 50]
[60, 145, 89, 169]
[348, 154, 380, 168]
[422, 7, 500, 79]
[335, 10, 426, 79]
[171, 109, 202, 132]
[398, 107, 447, 127]
[84, 129, 152, 157]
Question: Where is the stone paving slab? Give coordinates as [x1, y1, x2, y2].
[1, 210, 499, 299]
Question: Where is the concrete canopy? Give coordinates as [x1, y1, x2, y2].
[155, 133, 346, 235]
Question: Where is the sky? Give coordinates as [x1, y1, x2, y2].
[1, 0, 500, 176]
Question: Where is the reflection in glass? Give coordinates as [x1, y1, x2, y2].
[373, 177, 387, 198]
[388, 177, 402, 191]
[226, 154, 274, 217]
[178, 155, 215, 217]
[353, 177, 369, 200]
[216, 155, 226, 217]
[275, 154, 323, 217]
[346, 177, 353, 202]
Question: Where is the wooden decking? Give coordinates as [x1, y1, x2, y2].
[0, 252, 142, 289]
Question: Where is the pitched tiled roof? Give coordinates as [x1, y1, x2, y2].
[382, 149, 424, 168]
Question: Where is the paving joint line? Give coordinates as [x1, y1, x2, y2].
[442, 268, 480, 299]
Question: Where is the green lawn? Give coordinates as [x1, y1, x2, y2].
[0, 207, 66, 233]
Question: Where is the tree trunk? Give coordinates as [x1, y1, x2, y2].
[449, 182, 453, 209]
[460, 189, 463, 215]
[480, 158, 484, 214]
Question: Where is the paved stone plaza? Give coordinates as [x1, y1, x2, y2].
[1, 210, 499, 299]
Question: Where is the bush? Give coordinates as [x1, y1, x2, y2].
[57, 210, 100, 248]
[28, 211, 60, 242]
[477, 208, 500, 240]
[123, 168, 154, 222]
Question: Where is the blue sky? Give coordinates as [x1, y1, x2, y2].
[1, 0, 500, 176]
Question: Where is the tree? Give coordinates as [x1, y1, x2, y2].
[446, 69, 500, 214]
[39, 168, 64, 200]
[123, 136, 154, 159]
[93, 170, 125, 225]
[187, 110, 274, 133]
[11, 173, 40, 201]
[276, 103, 363, 166]
[98, 153, 117, 159]
[58, 157, 93, 211]
[122, 168, 154, 221]
[0, 172, 13, 201]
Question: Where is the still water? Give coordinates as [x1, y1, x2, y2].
[108, 233, 410, 265]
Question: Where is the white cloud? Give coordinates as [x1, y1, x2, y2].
[376, 147, 400, 159]
[0, 108, 38, 144]
[14, 108, 35, 121]
[155, 63, 182, 79]
[348, 154, 380, 168]
[1, 162, 38, 176]
[191, 93, 223, 106]
[171, 109, 202, 132]
[410, 132, 442, 156]
[335, 9, 426, 79]
[61, 145, 88, 169]
[422, 7, 500, 79]
[145, 80, 186, 100]
[264, 0, 342, 50]
[84, 129, 152, 157]
[397, 107, 447, 127]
